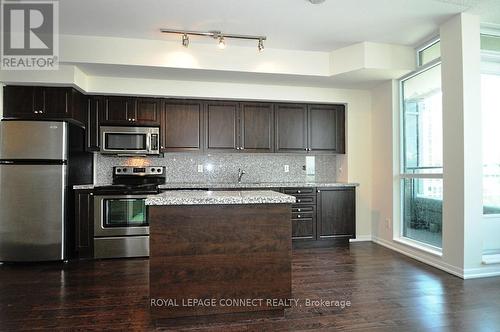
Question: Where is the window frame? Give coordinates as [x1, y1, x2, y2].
[399, 52, 443, 251]
[416, 36, 441, 67]
[481, 28, 500, 217]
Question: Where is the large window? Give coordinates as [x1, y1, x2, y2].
[482, 33, 500, 214]
[400, 63, 443, 249]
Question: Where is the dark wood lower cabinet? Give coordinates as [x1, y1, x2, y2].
[74, 190, 94, 259]
[317, 187, 356, 239]
[289, 187, 356, 248]
[72, 186, 356, 260]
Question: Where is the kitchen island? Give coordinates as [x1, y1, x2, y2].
[146, 190, 296, 324]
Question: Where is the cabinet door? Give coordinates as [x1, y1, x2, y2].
[3, 86, 36, 118]
[240, 102, 274, 153]
[69, 89, 86, 124]
[42, 87, 70, 117]
[162, 100, 202, 152]
[317, 188, 355, 239]
[136, 98, 160, 126]
[102, 96, 136, 124]
[86, 96, 103, 151]
[74, 191, 94, 259]
[204, 101, 239, 152]
[308, 104, 345, 153]
[275, 104, 308, 153]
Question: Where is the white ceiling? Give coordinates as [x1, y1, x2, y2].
[59, 0, 500, 52]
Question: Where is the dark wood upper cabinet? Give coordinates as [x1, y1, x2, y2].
[204, 101, 239, 152]
[162, 100, 202, 152]
[275, 104, 308, 153]
[239, 102, 274, 153]
[86, 96, 103, 152]
[308, 104, 345, 153]
[3, 86, 85, 125]
[3, 86, 36, 118]
[317, 188, 355, 240]
[101, 96, 160, 126]
[3, 86, 346, 155]
[135, 98, 160, 126]
[102, 96, 136, 124]
[42, 87, 70, 117]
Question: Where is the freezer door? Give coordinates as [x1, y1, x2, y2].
[0, 164, 66, 261]
[0, 121, 67, 160]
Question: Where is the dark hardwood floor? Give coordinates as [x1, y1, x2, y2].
[1, 243, 500, 331]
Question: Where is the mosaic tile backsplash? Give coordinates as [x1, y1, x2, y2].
[94, 153, 338, 185]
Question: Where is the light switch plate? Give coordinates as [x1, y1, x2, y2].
[284, 165, 289, 173]
[197, 165, 203, 173]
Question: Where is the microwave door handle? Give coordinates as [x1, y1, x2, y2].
[146, 134, 151, 152]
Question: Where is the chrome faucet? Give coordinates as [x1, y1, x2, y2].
[237, 168, 246, 183]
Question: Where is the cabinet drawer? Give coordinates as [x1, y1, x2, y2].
[294, 196, 316, 205]
[292, 211, 314, 220]
[292, 218, 314, 239]
[284, 188, 315, 195]
[292, 206, 314, 213]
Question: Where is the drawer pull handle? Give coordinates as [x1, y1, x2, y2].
[297, 208, 301, 212]
[297, 215, 301, 218]
[297, 199, 301, 202]
[297, 190, 301, 193]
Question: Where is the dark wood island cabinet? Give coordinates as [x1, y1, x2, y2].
[146, 190, 295, 324]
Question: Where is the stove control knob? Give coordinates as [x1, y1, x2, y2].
[116, 169, 121, 173]
[122, 168, 127, 173]
[151, 168, 156, 172]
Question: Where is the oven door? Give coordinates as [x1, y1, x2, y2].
[94, 195, 150, 237]
[100, 126, 159, 155]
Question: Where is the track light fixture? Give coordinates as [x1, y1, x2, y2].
[160, 29, 266, 51]
[182, 34, 189, 47]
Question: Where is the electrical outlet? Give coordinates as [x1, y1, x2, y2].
[284, 165, 289, 173]
[197, 165, 203, 173]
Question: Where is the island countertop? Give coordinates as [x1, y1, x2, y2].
[145, 190, 296, 206]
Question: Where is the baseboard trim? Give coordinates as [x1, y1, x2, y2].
[372, 236, 464, 279]
[464, 266, 500, 279]
[349, 235, 372, 242]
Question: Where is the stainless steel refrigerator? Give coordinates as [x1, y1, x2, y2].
[0, 120, 93, 262]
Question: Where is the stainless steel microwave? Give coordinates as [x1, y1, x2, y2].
[100, 126, 160, 155]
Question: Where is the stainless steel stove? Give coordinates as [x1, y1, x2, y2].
[93, 166, 165, 259]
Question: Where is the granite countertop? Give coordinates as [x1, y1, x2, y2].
[73, 182, 358, 190]
[157, 182, 358, 189]
[145, 190, 297, 206]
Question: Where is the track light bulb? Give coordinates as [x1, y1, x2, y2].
[218, 36, 226, 49]
[258, 38, 264, 52]
[182, 34, 189, 47]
